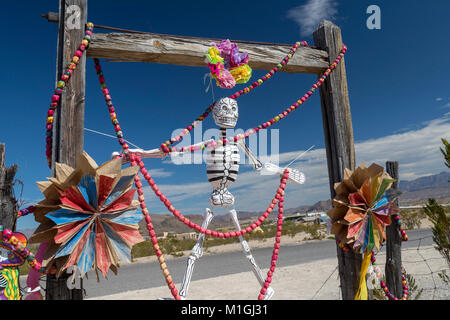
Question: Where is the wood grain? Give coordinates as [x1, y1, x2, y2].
[314, 20, 358, 300]
[47, 0, 86, 300]
[385, 161, 403, 298]
[86, 33, 329, 74]
[0, 143, 18, 232]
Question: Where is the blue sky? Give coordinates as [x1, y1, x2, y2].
[1, 0, 449, 230]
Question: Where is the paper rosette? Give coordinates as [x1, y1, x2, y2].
[327, 163, 400, 253]
[29, 152, 144, 279]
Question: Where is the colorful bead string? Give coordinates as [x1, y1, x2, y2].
[393, 214, 408, 241]
[128, 155, 180, 300]
[45, 22, 94, 168]
[258, 169, 289, 300]
[371, 251, 409, 300]
[162, 44, 347, 154]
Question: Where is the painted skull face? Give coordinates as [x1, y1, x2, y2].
[213, 97, 238, 128]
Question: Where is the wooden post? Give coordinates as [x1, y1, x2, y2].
[313, 20, 360, 300]
[0, 143, 18, 232]
[385, 161, 403, 298]
[46, 0, 87, 300]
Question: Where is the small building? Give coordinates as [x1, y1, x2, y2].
[174, 232, 198, 240]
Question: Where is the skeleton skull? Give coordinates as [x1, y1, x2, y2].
[212, 97, 238, 128]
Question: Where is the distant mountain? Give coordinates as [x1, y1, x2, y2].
[399, 172, 450, 192]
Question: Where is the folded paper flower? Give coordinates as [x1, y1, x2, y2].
[230, 64, 252, 84]
[29, 152, 144, 279]
[327, 163, 399, 253]
[206, 39, 251, 89]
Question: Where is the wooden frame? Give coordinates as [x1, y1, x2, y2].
[46, 1, 360, 300]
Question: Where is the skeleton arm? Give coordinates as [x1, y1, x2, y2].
[236, 140, 305, 185]
[236, 140, 263, 171]
[111, 148, 167, 163]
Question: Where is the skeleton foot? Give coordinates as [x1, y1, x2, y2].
[178, 208, 214, 299]
[229, 209, 275, 300]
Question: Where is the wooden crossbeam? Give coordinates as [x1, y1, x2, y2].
[86, 33, 329, 74]
[43, 11, 329, 73]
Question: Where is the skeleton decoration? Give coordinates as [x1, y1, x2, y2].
[207, 97, 240, 207]
[113, 97, 305, 300]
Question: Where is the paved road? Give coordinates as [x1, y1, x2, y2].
[79, 228, 433, 299]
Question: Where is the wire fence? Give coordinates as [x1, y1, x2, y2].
[311, 232, 450, 300]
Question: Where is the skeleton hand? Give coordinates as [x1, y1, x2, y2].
[261, 162, 305, 185]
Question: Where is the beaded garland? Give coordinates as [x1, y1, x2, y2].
[258, 169, 289, 300]
[371, 252, 409, 300]
[45, 22, 94, 168]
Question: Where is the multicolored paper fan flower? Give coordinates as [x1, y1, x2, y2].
[29, 152, 144, 279]
[327, 163, 400, 253]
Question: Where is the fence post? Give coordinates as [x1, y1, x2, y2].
[0, 143, 18, 232]
[46, 0, 87, 300]
[385, 161, 403, 298]
[313, 20, 359, 300]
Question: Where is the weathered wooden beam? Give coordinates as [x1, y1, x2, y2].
[42, 11, 329, 73]
[385, 161, 403, 298]
[313, 20, 358, 300]
[85, 33, 329, 74]
[47, 0, 86, 301]
[0, 143, 18, 232]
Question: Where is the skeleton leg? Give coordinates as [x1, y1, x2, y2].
[178, 208, 214, 299]
[229, 209, 275, 300]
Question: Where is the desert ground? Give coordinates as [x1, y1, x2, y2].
[87, 218, 449, 300]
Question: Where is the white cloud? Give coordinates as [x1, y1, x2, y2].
[287, 0, 338, 36]
[435, 97, 443, 101]
[148, 168, 174, 178]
